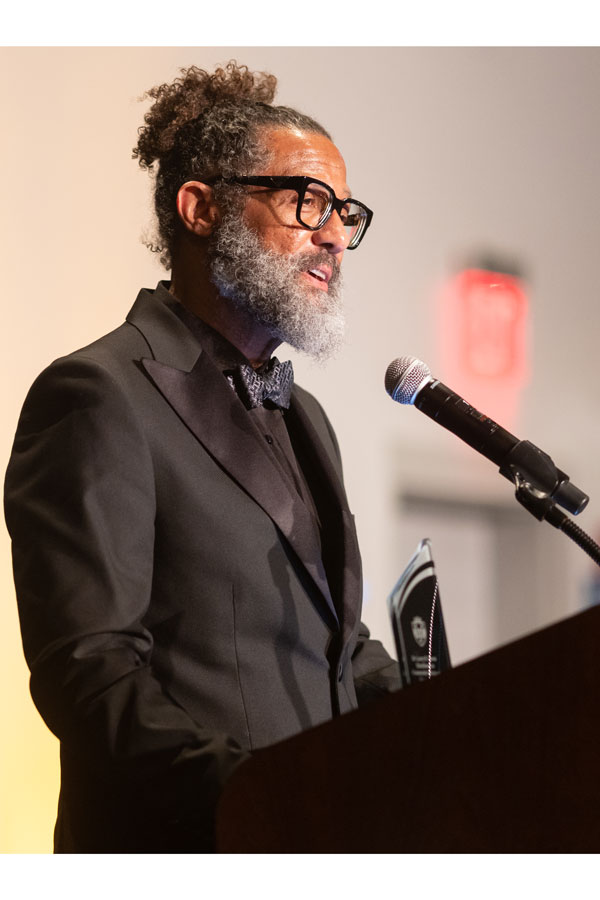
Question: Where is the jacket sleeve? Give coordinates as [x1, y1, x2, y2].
[351, 620, 401, 704]
[4, 355, 249, 849]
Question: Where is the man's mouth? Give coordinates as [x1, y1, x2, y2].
[304, 265, 332, 290]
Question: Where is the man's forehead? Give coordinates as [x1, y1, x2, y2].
[260, 127, 351, 195]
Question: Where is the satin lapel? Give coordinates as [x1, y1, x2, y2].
[141, 353, 338, 625]
[287, 393, 362, 649]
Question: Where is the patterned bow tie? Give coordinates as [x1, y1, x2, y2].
[226, 357, 294, 410]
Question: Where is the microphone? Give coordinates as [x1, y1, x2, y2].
[385, 356, 588, 515]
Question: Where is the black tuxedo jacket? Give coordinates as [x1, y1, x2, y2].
[5, 284, 399, 852]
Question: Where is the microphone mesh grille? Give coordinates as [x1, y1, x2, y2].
[385, 356, 431, 404]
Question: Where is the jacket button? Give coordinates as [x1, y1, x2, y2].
[337, 663, 344, 681]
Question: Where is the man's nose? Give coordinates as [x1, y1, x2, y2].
[311, 211, 349, 255]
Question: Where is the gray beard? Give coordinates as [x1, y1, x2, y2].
[207, 210, 345, 362]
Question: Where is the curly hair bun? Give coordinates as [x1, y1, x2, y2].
[134, 61, 278, 168]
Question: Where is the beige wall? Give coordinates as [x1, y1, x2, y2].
[2, 47, 600, 852]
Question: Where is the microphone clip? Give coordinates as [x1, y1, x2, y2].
[499, 440, 588, 515]
[513, 474, 600, 568]
[512, 474, 565, 524]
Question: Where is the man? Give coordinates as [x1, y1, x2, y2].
[4, 62, 399, 853]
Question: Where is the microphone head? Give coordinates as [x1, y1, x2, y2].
[385, 356, 432, 404]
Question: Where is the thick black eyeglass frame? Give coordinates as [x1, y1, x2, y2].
[203, 175, 373, 249]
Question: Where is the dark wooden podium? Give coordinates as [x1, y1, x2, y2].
[216, 605, 600, 852]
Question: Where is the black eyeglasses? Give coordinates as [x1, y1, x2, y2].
[204, 175, 373, 250]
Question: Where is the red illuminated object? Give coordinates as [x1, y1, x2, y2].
[437, 267, 530, 429]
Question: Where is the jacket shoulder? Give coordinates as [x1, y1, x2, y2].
[57, 320, 152, 371]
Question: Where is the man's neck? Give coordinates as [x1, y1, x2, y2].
[169, 265, 280, 369]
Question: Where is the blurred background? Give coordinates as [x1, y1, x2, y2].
[2, 46, 600, 852]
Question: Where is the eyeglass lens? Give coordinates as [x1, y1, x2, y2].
[298, 181, 367, 248]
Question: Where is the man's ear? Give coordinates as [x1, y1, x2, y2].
[175, 182, 220, 237]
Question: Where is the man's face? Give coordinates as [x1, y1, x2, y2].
[240, 128, 351, 292]
[208, 128, 351, 361]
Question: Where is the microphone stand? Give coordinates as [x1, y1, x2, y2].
[512, 473, 600, 567]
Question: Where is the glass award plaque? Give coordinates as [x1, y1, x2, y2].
[387, 538, 451, 689]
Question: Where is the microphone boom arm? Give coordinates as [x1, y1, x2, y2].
[513, 476, 600, 567]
